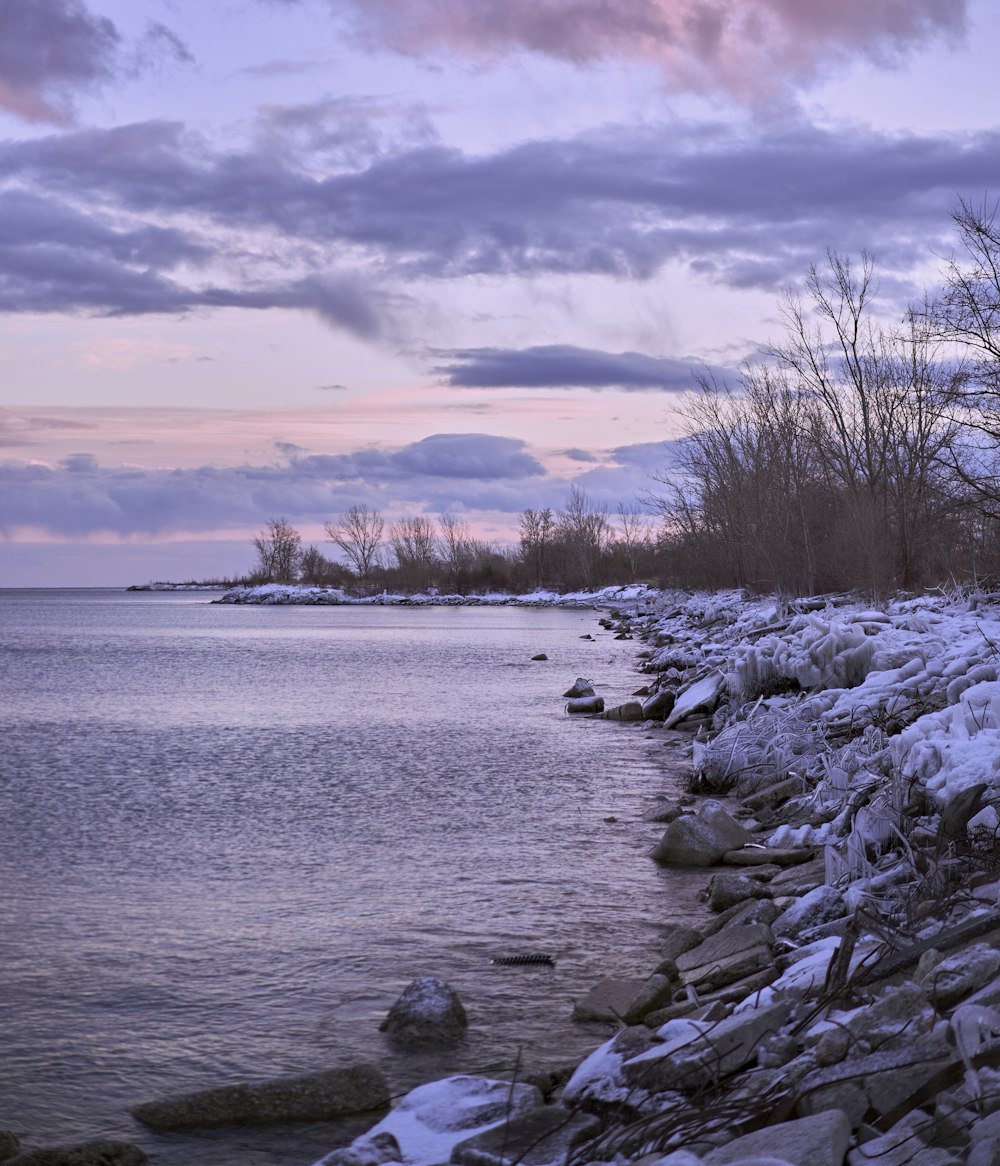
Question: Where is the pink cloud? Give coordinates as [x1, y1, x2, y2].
[337, 0, 966, 100]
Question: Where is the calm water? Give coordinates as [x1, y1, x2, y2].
[0, 590, 701, 1165]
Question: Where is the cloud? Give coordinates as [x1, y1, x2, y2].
[0, 0, 120, 124]
[309, 0, 965, 102]
[1, 106, 998, 327]
[434, 344, 726, 390]
[0, 434, 556, 539]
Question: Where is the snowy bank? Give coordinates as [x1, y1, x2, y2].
[211, 583, 659, 609]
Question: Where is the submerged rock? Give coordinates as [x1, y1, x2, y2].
[595, 701, 644, 722]
[379, 976, 468, 1046]
[566, 696, 604, 714]
[6, 1142, 147, 1166]
[132, 1064, 388, 1130]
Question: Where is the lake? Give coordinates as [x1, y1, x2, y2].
[0, 590, 703, 1165]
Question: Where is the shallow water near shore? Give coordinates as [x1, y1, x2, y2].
[0, 590, 703, 1165]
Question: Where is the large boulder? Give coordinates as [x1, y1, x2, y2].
[641, 688, 676, 720]
[562, 679, 595, 698]
[132, 1063, 389, 1130]
[663, 673, 724, 729]
[452, 1105, 599, 1166]
[774, 885, 848, 939]
[379, 976, 468, 1046]
[595, 701, 644, 722]
[650, 802, 752, 866]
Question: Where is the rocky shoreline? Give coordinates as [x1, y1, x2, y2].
[303, 587, 1000, 1166]
[11, 586, 1000, 1165]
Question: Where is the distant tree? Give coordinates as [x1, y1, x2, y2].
[518, 507, 555, 587]
[326, 505, 384, 581]
[389, 515, 437, 589]
[299, 544, 352, 586]
[557, 485, 610, 588]
[252, 517, 301, 583]
[615, 502, 654, 581]
[438, 512, 474, 591]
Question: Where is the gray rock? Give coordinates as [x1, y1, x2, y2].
[565, 696, 604, 714]
[572, 977, 648, 1023]
[723, 847, 816, 867]
[562, 679, 594, 698]
[676, 923, 774, 975]
[0, 1134, 19, 1164]
[641, 689, 676, 720]
[380, 977, 468, 1046]
[645, 799, 685, 824]
[919, 943, 1000, 1009]
[530, 653, 548, 661]
[704, 1109, 850, 1166]
[815, 1028, 851, 1067]
[847, 1111, 934, 1166]
[133, 1064, 389, 1130]
[706, 873, 773, 912]
[796, 1081, 869, 1127]
[650, 802, 752, 867]
[451, 1105, 600, 1166]
[774, 886, 849, 939]
[317, 1132, 401, 1166]
[681, 945, 774, 993]
[969, 1109, 1000, 1166]
[7, 1144, 146, 1166]
[622, 975, 676, 1024]
[595, 701, 645, 722]
[659, 926, 705, 965]
[701, 896, 779, 935]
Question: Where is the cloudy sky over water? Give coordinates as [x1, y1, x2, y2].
[1, 0, 998, 584]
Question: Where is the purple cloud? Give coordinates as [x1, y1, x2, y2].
[434, 345, 727, 390]
[0, 0, 120, 125]
[1, 107, 997, 325]
[0, 434, 552, 538]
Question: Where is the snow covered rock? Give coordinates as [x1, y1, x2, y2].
[918, 944, 1000, 1009]
[773, 886, 848, 939]
[379, 977, 468, 1046]
[650, 802, 752, 867]
[315, 1077, 543, 1166]
[132, 1064, 389, 1129]
[664, 673, 724, 729]
[705, 872, 772, 912]
[623, 1001, 791, 1092]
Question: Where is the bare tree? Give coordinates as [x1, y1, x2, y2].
[326, 505, 384, 581]
[615, 502, 653, 582]
[769, 251, 956, 593]
[557, 485, 609, 588]
[518, 507, 555, 588]
[390, 515, 437, 589]
[252, 517, 301, 583]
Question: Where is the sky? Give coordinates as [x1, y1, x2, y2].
[1, 0, 999, 585]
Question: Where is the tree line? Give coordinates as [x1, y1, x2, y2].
[251, 200, 1000, 599]
[249, 487, 662, 593]
[653, 201, 1000, 596]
